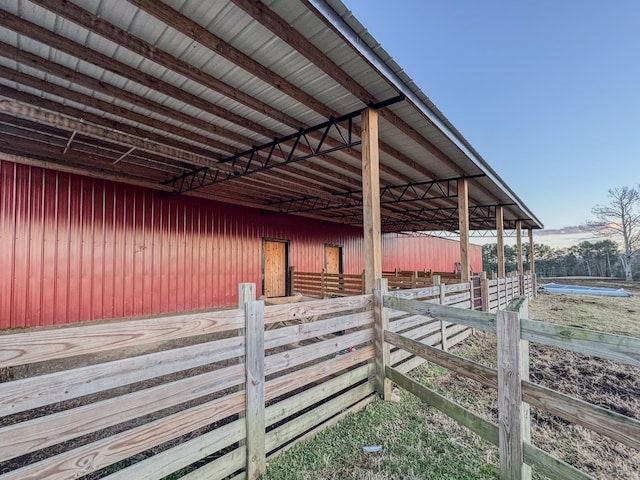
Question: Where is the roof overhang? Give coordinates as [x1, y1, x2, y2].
[0, 0, 543, 233]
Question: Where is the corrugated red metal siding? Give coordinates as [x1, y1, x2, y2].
[382, 234, 482, 273]
[1, 160, 480, 329]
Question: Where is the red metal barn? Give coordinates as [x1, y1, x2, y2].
[0, 160, 481, 328]
[0, 0, 539, 330]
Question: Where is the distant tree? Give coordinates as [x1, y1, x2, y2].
[591, 186, 640, 281]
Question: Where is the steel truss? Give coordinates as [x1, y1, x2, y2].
[267, 175, 485, 214]
[161, 95, 405, 194]
[325, 203, 518, 232]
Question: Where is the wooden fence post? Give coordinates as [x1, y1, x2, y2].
[320, 269, 326, 298]
[432, 276, 448, 351]
[374, 278, 391, 400]
[245, 299, 266, 480]
[480, 272, 489, 312]
[239, 283, 256, 309]
[238, 283, 256, 447]
[497, 301, 531, 480]
[289, 266, 296, 296]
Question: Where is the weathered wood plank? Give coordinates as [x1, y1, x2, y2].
[105, 419, 245, 480]
[389, 314, 434, 333]
[0, 362, 244, 462]
[374, 278, 391, 399]
[361, 108, 382, 293]
[497, 309, 528, 480]
[0, 309, 244, 368]
[386, 366, 498, 445]
[1, 335, 243, 416]
[522, 381, 640, 451]
[245, 300, 266, 480]
[266, 395, 374, 462]
[386, 285, 440, 300]
[178, 447, 246, 480]
[263, 295, 373, 325]
[265, 346, 375, 401]
[444, 291, 471, 305]
[0, 392, 245, 480]
[264, 311, 372, 350]
[265, 382, 374, 453]
[444, 282, 471, 294]
[265, 364, 372, 427]
[521, 319, 640, 368]
[458, 178, 470, 283]
[384, 296, 496, 333]
[523, 443, 594, 480]
[264, 329, 373, 376]
[386, 328, 493, 379]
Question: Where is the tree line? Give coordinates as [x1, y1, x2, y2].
[482, 185, 640, 280]
[481, 240, 634, 278]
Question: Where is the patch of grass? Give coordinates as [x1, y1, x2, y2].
[263, 359, 499, 480]
[263, 386, 499, 480]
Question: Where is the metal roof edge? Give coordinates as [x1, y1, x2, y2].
[309, 0, 543, 229]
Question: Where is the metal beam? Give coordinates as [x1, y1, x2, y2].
[264, 175, 484, 214]
[161, 97, 404, 194]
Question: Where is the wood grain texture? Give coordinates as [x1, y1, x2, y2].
[265, 383, 374, 453]
[105, 420, 245, 480]
[361, 108, 382, 293]
[497, 309, 527, 480]
[374, 278, 391, 399]
[0, 392, 245, 480]
[496, 205, 505, 277]
[265, 346, 375, 401]
[0, 309, 244, 368]
[264, 329, 373, 376]
[0, 363, 244, 462]
[179, 448, 246, 480]
[1, 335, 243, 416]
[265, 364, 372, 428]
[458, 178, 470, 282]
[265, 395, 375, 463]
[523, 443, 594, 480]
[521, 319, 640, 368]
[389, 314, 435, 333]
[384, 295, 497, 333]
[245, 300, 266, 480]
[523, 381, 640, 451]
[264, 311, 373, 350]
[263, 295, 373, 325]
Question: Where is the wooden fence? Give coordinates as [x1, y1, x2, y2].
[0, 279, 482, 479]
[292, 268, 535, 310]
[381, 284, 640, 480]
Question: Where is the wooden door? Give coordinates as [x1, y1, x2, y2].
[325, 245, 342, 274]
[264, 240, 287, 297]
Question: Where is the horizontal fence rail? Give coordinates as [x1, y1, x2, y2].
[1, 274, 538, 479]
[382, 293, 639, 480]
[0, 287, 380, 480]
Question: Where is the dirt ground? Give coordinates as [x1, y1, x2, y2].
[440, 280, 640, 479]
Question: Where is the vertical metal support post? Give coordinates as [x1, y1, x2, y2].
[374, 278, 391, 400]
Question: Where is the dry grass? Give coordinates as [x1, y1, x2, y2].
[440, 281, 640, 480]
